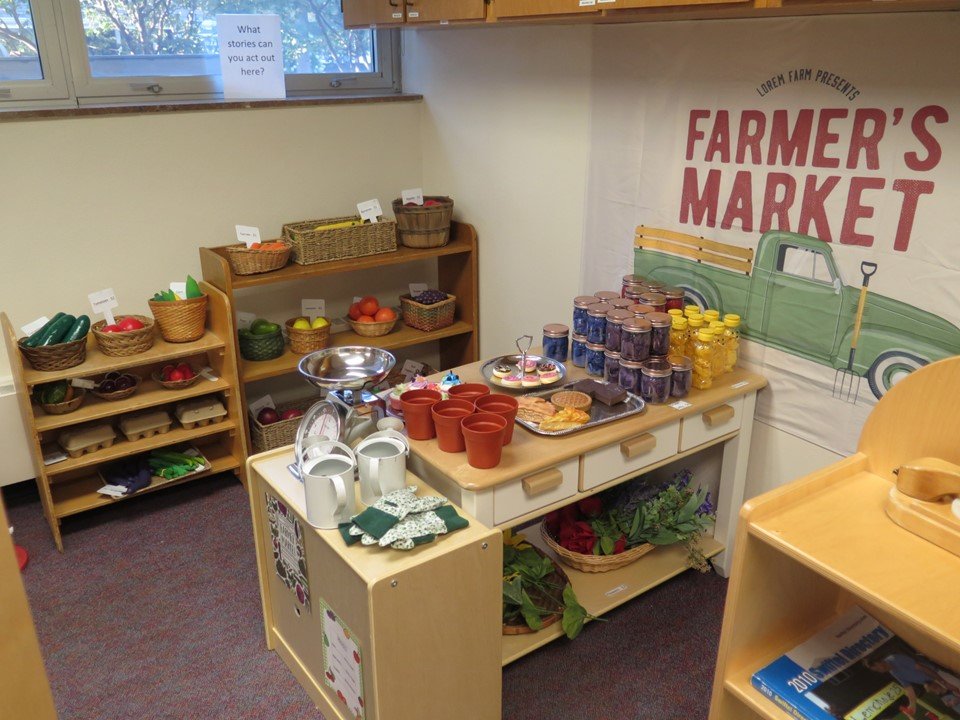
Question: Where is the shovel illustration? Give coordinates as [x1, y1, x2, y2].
[833, 261, 878, 404]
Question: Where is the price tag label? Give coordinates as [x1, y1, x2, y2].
[439, 19, 449, 24]
[70, 378, 96, 389]
[170, 282, 187, 300]
[235, 225, 261, 247]
[408, 10, 419, 17]
[669, 400, 692, 410]
[301, 299, 326, 322]
[579, 0, 597, 5]
[352, 296, 362, 304]
[199, 366, 219, 382]
[357, 199, 383, 224]
[401, 188, 424, 206]
[237, 312, 256, 331]
[409, 283, 428, 297]
[401, 359, 426, 381]
[249, 394, 276, 416]
[88, 288, 119, 326]
[21, 316, 49, 336]
[730, 380, 749, 389]
[391, 11, 402, 18]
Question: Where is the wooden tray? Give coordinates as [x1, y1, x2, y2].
[515, 381, 645, 437]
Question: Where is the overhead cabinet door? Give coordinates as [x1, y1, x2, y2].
[406, 0, 487, 22]
[343, 0, 405, 27]
[493, 0, 602, 17]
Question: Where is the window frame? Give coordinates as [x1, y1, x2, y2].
[0, 0, 72, 104]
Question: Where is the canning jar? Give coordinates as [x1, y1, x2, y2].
[609, 297, 635, 311]
[594, 290, 620, 303]
[638, 292, 667, 313]
[618, 358, 643, 394]
[605, 309, 633, 352]
[622, 274, 647, 298]
[647, 312, 672, 357]
[623, 287, 645, 302]
[542, 324, 569, 363]
[692, 330, 715, 390]
[573, 296, 599, 335]
[628, 303, 655, 318]
[669, 355, 693, 398]
[586, 303, 611, 345]
[709, 320, 727, 377]
[640, 358, 673, 404]
[670, 317, 688, 356]
[604, 349, 621, 384]
[586, 342, 606, 377]
[620, 317, 652, 362]
[662, 287, 685, 312]
[723, 314, 741, 373]
[644, 279, 666, 292]
[571, 333, 588, 368]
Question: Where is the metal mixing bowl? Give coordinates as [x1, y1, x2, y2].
[297, 346, 396, 392]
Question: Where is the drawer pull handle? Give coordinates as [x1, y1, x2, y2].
[522, 468, 563, 496]
[620, 433, 656, 459]
[702, 404, 735, 428]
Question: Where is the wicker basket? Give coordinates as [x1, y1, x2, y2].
[391, 197, 454, 248]
[239, 329, 285, 362]
[224, 242, 291, 276]
[502, 544, 569, 636]
[399, 294, 456, 332]
[348, 317, 397, 338]
[18, 337, 87, 372]
[151, 367, 202, 390]
[540, 523, 655, 573]
[250, 398, 314, 454]
[282, 215, 397, 266]
[92, 373, 142, 401]
[148, 295, 208, 343]
[41, 389, 86, 415]
[284, 318, 330, 355]
[91, 316, 155, 357]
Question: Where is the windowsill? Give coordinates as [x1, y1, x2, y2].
[0, 93, 422, 122]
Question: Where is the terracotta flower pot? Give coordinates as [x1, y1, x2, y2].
[431, 399, 476, 453]
[461, 412, 507, 469]
[400, 389, 442, 440]
[448, 383, 491, 402]
[475, 394, 519, 445]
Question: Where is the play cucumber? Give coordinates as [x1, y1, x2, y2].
[23, 312, 66, 347]
[38, 314, 76, 346]
[62, 315, 90, 343]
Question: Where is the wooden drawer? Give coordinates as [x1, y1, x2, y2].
[493, 457, 579, 525]
[580, 420, 680, 491]
[679, 397, 743, 452]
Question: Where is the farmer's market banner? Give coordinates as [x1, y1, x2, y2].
[581, 13, 960, 454]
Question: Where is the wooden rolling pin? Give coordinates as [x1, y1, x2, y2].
[895, 457, 960, 502]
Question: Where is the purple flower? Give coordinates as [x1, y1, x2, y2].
[673, 469, 693, 490]
[698, 491, 714, 516]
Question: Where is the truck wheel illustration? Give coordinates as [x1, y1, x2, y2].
[678, 284, 715, 312]
[866, 350, 928, 399]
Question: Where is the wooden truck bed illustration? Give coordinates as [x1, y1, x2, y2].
[634, 227, 960, 399]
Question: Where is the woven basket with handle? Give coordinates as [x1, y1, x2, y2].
[148, 295, 207, 343]
[540, 522, 654, 573]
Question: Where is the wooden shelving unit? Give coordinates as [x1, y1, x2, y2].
[2, 282, 247, 550]
[199, 221, 480, 443]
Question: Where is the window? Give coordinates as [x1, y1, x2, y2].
[0, 0, 398, 107]
[776, 244, 835, 284]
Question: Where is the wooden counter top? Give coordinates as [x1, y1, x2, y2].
[409, 358, 766, 492]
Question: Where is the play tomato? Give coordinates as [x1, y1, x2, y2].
[356, 315, 375, 323]
[374, 307, 396, 322]
[348, 302, 362, 321]
[358, 296, 379, 317]
[168, 369, 184, 382]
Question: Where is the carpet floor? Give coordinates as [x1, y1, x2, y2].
[5, 475, 727, 720]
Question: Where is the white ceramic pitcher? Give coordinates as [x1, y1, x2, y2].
[299, 440, 357, 529]
[355, 429, 409, 505]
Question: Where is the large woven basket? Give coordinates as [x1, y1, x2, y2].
[224, 242, 291, 276]
[540, 523, 655, 573]
[502, 543, 569, 636]
[18, 337, 87, 372]
[282, 215, 397, 265]
[239, 329, 284, 361]
[284, 318, 330, 355]
[391, 197, 453, 248]
[148, 295, 208, 343]
[91, 316, 155, 357]
[399, 293, 456, 332]
[250, 398, 314, 454]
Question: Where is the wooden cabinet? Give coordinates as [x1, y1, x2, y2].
[1, 282, 248, 551]
[343, 0, 486, 27]
[491, 0, 601, 18]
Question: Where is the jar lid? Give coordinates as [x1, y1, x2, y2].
[704, 309, 721, 321]
[667, 309, 684, 317]
[684, 305, 701, 316]
[606, 309, 633, 324]
[572, 333, 588, 341]
[640, 358, 673, 377]
[687, 315, 705, 327]
[543, 323, 570, 337]
[586, 341, 606, 351]
[662, 286, 685, 299]
[604, 349, 621, 359]
[709, 320, 726, 330]
[646, 312, 672, 328]
[622, 274, 647, 285]
[587, 303, 613, 317]
[628, 303, 655, 316]
[574, 295, 600, 308]
[724, 314, 741, 327]
[639, 292, 667, 306]
[697, 330, 715, 342]
[668, 354, 693, 371]
[672, 317, 688, 329]
[644, 280, 665, 291]
[623, 289, 645, 300]
[593, 290, 620, 301]
[619, 358, 644, 369]
[609, 298, 634, 310]
[622, 317, 652, 333]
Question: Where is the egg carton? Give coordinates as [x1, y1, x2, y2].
[175, 398, 227, 430]
[58, 424, 118, 459]
[119, 410, 173, 442]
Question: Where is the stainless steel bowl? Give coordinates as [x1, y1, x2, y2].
[297, 346, 396, 392]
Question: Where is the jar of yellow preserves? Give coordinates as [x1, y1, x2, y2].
[692, 330, 714, 390]
[723, 314, 741, 372]
[670, 316, 688, 357]
[709, 320, 727, 377]
[685, 315, 705, 357]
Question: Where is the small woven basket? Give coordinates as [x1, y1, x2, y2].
[18, 337, 87, 372]
[151, 367, 202, 390]
[540, 523, 655, 573]
[148, 295, 208, 343]
[239, 329, 285, 362]
[41, 389, 86, 415]
[399, 294, 456, 332]
[224, 242, 291, 276]
[348, 317, 397, 338]
[91, 316, 155, 357]
[391, 197, 454, 248]
[250, 398, 314, 454]
[284, 318, 330, 355]
[282, 215, 397, 266]
[92, 374, 142, 401]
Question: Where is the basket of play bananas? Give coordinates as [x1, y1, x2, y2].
[281, 215, 397, 265]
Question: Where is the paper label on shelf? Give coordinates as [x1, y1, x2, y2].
[352, 296, 362, 304]
[598, 0, 616, 3]
[669, 400, 692, 410]
[235, 225, 261, 247]
[408, 283, 428, 297]
[320, 597, 365, 719]
[237, 311, 256, 330]
[301, 299, 326, 322]
[21, 316, 49, 336]
[70, 378, 96, 389]
[169, 281, 187, 300]
[730, 380, 749, 389]
[401, 188, 424, 206]
[440, 19, 449, 24]
[199, 366, 219, 381]
[42, 449, 68, 465]
[97, 484, 127, 498]
[401, 359, 426, 381]
[356, 199, 382, 224]
[604, 584, 628, 596]
[579, 0, 596, 5]
[249, 394, 276, 416]
[88, 288, 118, 326]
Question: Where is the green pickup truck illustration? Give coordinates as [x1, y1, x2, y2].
[634, 227, 960, 400]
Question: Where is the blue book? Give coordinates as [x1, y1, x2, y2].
[752, 607, 960, 720]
